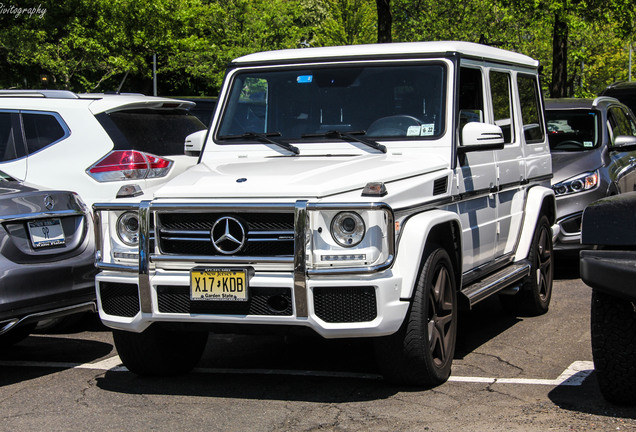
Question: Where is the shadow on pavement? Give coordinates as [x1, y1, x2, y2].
[0, 334, 114, 387]
[554, 253, 581, 280]
[96, 370, 400, 403]
[548, 372, 636, 420]
[455, 295, 522, 359]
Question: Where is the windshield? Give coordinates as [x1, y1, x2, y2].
[96, 109, 207, 155]
[546, 109, 599, 151]
[217, 63, 446, 142]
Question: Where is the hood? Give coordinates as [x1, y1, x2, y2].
[551, 150, 603, 184]
[154, 153, 448, 199]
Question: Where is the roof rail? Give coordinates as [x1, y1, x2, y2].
[592, 96, 619, 108]
[0, 90, 79, 99]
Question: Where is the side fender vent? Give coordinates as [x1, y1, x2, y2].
[433, 177, 448, 195]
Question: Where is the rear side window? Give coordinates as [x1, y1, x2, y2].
[22, 112, 68, 154]
[517, 74, 545, 143]
[0, 112, 25, 162]
[96, 109, 206, 155]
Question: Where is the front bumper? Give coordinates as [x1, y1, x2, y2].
[95, 269, 409, 338]
[553, 212, 584, 251]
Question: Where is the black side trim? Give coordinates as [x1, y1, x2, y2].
[457, 143, 505, 153]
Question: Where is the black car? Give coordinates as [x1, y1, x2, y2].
[580, 192, 636, 405]
[600, 81, 636, 115]
[0, 171, 96, 346]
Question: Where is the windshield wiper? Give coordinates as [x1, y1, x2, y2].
[218, 132, 299, 155]
[301, 130, 387, 153]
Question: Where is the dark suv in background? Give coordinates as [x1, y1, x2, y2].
[601, 81, 636, 115]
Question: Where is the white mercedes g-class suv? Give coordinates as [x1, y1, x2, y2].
[94, 41, 555, 386]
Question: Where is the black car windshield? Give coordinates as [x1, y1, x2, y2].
[217, 63, 446, 142]
[546, 109, 600, 151]
[96, 109, 207, 155]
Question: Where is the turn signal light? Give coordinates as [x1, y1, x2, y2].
[87, 150, 173, 182]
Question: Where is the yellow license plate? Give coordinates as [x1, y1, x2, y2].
[190, 268, 248, 302]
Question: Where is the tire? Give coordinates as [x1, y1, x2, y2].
[501, 215, 553, 316]
[0, 322, 37, 348]
[113, 325, 208, 376]
[591, 290, 636, 405]
[374, 247, 457, 386]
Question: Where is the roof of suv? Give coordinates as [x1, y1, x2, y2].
[601, 81, 636, 95]
[232, 41, 539, 68]
[600, 82, 636, 114]
[545, 97, 621, 110]
[0, 90, 195, 115]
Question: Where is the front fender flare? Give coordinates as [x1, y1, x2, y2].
[393, 210, 462, 300]
[514, 186, 556, 262]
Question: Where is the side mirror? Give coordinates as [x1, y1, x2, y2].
[459, 122, 505, 152]
[184, 130, 207, 157]
[611, 135, 636, 151]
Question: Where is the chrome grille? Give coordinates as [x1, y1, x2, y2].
[156, 212, 295, 257]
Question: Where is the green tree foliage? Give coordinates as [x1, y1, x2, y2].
[0, 0, 633, 97]
[390, 0, 635, 96]
[314, 0, 376, 46]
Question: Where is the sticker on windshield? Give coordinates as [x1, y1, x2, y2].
[584, 141, 593, 148]
[407, 126, 421, 136]
[297, 75, 313, 84]
[421, 124, 435, 136]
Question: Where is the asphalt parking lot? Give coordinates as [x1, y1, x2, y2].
[1, 258, 635, 431]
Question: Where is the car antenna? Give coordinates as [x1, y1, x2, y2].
[115, 71, 129, 94]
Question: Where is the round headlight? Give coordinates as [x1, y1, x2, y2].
[570, 179, 584, 192]
[116, 212, 139, 246]
[331, 212, 365, 247]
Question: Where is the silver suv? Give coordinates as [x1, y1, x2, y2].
[546, 97, 636, 252]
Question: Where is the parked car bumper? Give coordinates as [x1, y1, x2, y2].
[0, 243, 98, 334]
[580, 249, 636, 301]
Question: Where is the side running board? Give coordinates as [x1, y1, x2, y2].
[459, 260, 531, 309]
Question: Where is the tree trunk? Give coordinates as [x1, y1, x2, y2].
[376, 0, 392, 43]
[550, 14, 569, 98]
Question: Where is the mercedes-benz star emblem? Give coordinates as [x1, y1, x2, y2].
[211, 216, 246, 255]
[44, 195, 55, 210]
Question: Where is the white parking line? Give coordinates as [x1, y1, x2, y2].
[0, 357, 595, 386]
[449, 361, 594, 386]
